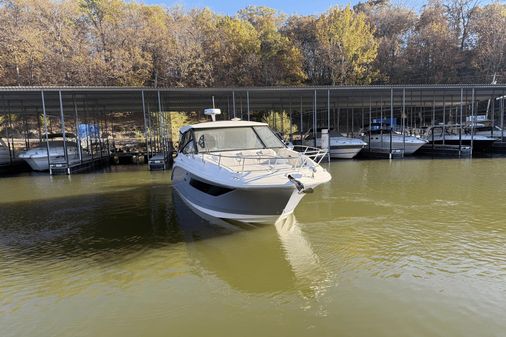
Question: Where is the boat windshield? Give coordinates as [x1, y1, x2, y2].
[193, 126, 285, 152]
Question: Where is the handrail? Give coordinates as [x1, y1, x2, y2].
[290, 145, 328, 164]
[197, 146, 328, 175]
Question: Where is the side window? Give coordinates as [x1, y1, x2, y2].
[178, 132, 188, 152]
[182, 133, 196, 154]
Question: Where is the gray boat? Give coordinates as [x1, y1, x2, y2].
[171, 109, 331, 224]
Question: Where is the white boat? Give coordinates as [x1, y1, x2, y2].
[18, 134, 80, 171]
[0, 138, 12, 165]
[423, 125, 497, 151]
[473, 125, 505, 139]
[360, 123, 426, 155]
[304, 131, 366, 159]
[466, 122, 505, 140]
[171, 109, 332, 224]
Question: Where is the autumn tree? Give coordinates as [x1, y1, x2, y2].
[404, 1, 459, 83]
[470, 3, 506, 82]
[212, 16, 261, 86]
[262, 111, 297, 137]
[79, 0, 152, 85]
[443, 0, 479, 51]
[316, 6, 379, 84]
[0, 0, 46, 85]
[282, 15, 323, 84]
[238, 6, 305, 85]
[0, 0, 504, 86]
[355, 0, 416, 84]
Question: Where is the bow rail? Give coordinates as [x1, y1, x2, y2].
[194, 146, 328, 175]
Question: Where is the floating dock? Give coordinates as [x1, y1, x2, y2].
[490, 142, 506, 154]
[417, 144, 472, 157]
[49, 156, 110, 175]
[357, 148, 404, 159]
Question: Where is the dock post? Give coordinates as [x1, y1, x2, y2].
[380, 98, 384, 148]
[327, 89, 330, 162]
[368, 97, 372, 150]
[490, 92, 495, 138]
[470, 88, 475, 156]
[459, 88, 464, 156]
[501, 93, 505, 142]
[157, 90, 162, 157]
[141, 90, 148, 162]
[147, 101, 152, 159]
[84, 99, 93, 161]
[390, 88, 394, 158]
[313, 90, 317, 147]
[432, 92, 436, 127]
[299, 96, 303, 141]
[58, 91, 70, 174]
[337, 107, 340, 134]
[402, 88, 406, 153]
[246, 91, 250, 121]
[232, 91, 236, 119]
[361, 106, 365, 134]
[289, 95, 293, 143]
[442, 95, 446, 146]
[73, 95, 82, 163]
[95, 107, 103, 160]
[41, 91, 51, 173]
[280, 102, 284, 136]
[3, 100, 13, 165]
[351, 107, 354, 138]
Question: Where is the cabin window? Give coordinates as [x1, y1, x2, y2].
[189, 178, 233, 196]
[180, 131, 196, 154]
[193, 126, 285, 152]
[253, 126, 285, 148]
[194, 127, 263, 152]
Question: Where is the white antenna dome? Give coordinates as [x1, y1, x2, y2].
[204, 108, 221, 122]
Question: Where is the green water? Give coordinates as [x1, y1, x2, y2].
[1, 159, 506, 337]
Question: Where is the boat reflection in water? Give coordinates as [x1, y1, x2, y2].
[173, 193, 329, 298]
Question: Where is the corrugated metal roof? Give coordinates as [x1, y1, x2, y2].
[0, 85, 504, 116]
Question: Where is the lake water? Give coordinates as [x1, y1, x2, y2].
[1, 159, 506, 337]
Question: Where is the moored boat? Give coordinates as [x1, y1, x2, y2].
[423, 125, 497, 151]
[18, 134, 80, 171]
[171, 109, 332, 224]
[360, 123, 426, 155]
[304, 130, 366, 159]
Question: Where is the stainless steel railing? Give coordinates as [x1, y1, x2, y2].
[196, 147, 328, 174]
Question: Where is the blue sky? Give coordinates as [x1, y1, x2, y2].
[139, 0, 428, 15]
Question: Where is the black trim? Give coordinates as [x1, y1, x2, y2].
[189, 178, 234, 196]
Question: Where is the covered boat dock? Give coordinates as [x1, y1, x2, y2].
[0, 84, 505, 173]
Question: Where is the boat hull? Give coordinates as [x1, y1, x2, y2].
[18, 143, 80, 171]
[21, 157, 53, 171]
[329, 145, 364, 159]
[362, 135, 425, 155]
[307, 136, 366, 159]
[172, 166, 305, 224]
[365, 141, 424, 155]
[0, 149, 11, 165]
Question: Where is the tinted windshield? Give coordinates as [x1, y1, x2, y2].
[193, 126, 285, 152]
